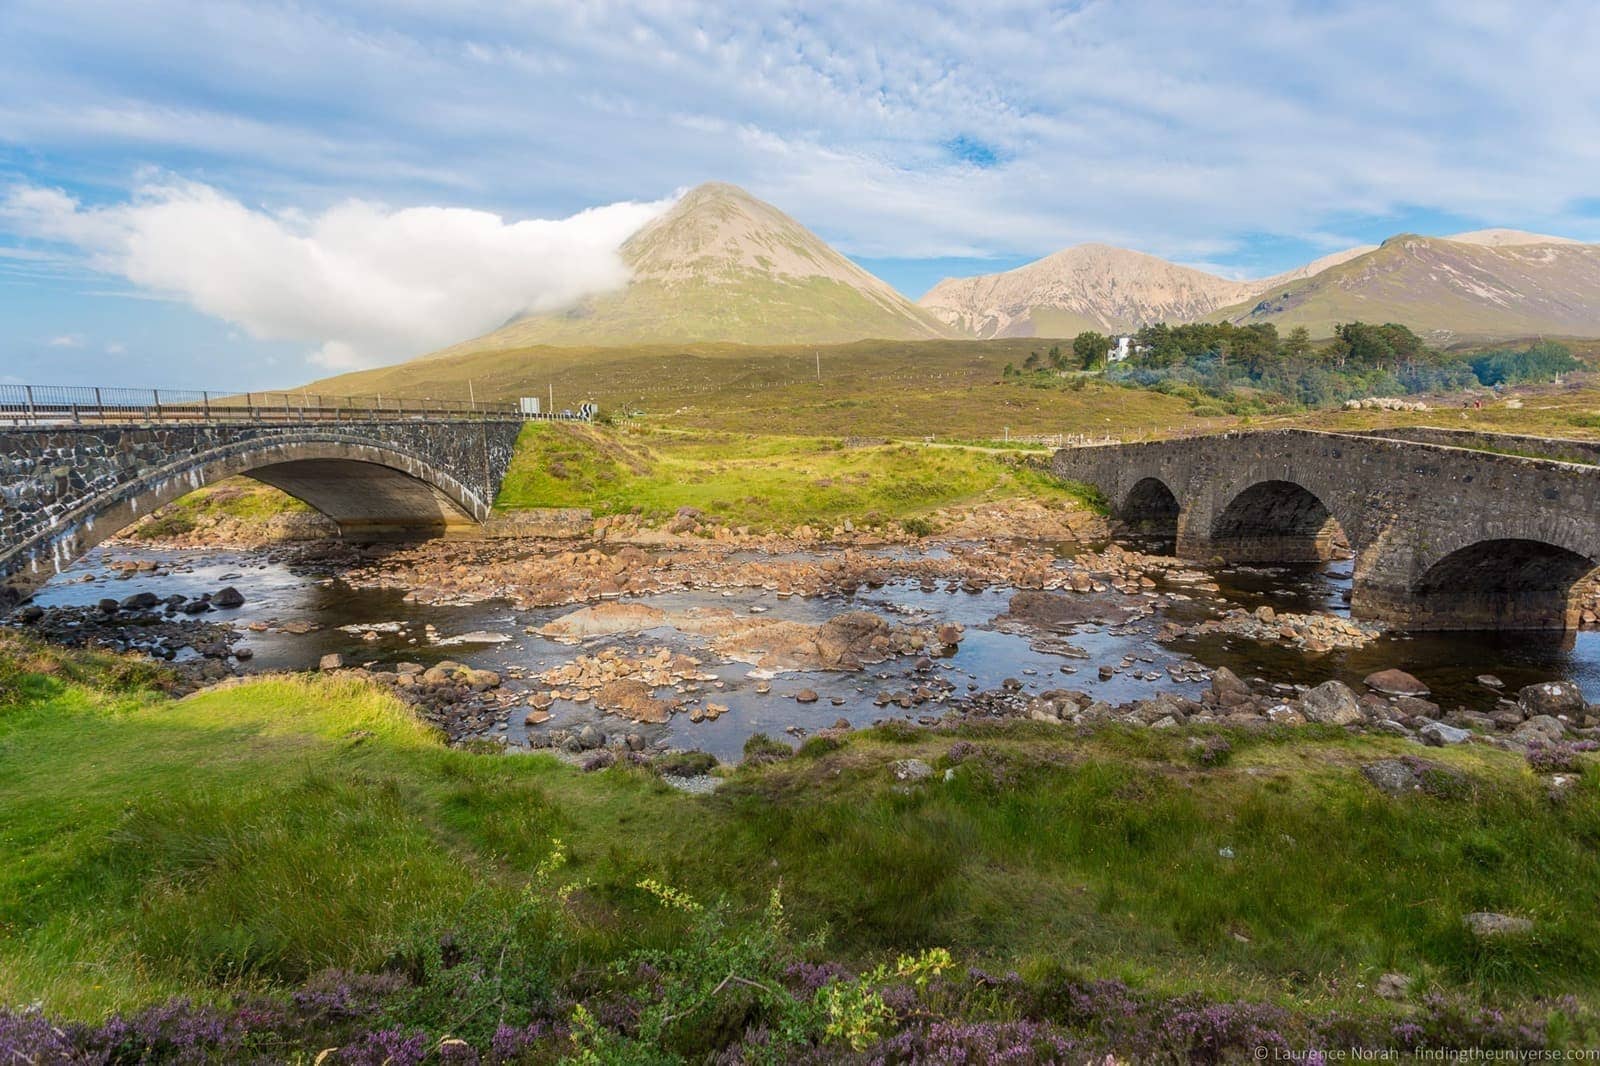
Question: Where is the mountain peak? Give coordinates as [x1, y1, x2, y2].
[426, 181, 956, 352]
[1444, 228, 1581, 247]
[920, 242, 1259, 338]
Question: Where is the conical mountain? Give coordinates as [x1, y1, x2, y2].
[431, 182, 957, 353]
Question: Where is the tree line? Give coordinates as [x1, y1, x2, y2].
[1003, 321, 1580, 410]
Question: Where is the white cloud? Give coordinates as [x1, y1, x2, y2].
[4, 181, 673, 369]
[47, 333, 83, 347]
[105, 341, 125, 354]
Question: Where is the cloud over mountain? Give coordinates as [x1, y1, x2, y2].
[1, 181, 673, 368]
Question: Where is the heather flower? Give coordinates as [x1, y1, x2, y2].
[334, 1027, 430, 1065]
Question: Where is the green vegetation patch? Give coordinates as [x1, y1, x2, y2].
[127, 478, 313, 540]
[493, 422, 1098, 529]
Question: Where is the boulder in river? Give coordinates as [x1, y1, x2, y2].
[1363, 668, 1428, 697]
[212, 586, 245, 608]
[593, 679, 674, 724]
[539, 602, 668, 642]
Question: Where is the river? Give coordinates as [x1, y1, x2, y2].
[27, 538, 1600, 760]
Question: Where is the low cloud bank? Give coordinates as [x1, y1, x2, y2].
[2, 182, 673, 370]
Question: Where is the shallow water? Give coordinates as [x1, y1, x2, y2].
[30, 540, 1600, 759]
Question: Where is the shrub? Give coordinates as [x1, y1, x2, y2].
[1186, 734, 1233, 767]
[797, 734, 846, 759]
[653, 750, 720, 777]
[742, 733, 793, 765]
[1526, 742, 1589, 774]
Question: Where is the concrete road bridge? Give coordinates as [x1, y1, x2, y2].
[1052, 426, 1600, 631]
[1, 385, 529, 604]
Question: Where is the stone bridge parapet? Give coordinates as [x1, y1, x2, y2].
[2, 419, 523, 601]
[1052, 428, 1600, 630]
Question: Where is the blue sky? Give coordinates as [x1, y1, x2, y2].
[3, 0, 1599, 389]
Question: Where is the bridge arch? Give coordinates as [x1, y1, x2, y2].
[1118, 477, 1181, 539]
[1204, 479, 1348, 563]
[1406, 539, 1598, 630]
[3, 433, 494, 602]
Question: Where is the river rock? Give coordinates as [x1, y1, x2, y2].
[594, 679, 674, 724]
[1206, 666, 1253, 709]
[1419, 720, 1471, 746]
[794, 688, 819, 704]
[1364, 669, 1428, 697]
[1511, 714, 1565, 745]
[459, 668, 501, 691]
[1517, 680, 1583, 719]
[539, 602, 668, 642]
[814, 612, 895, 668]
[119, 592, 160, 611]
[212, 586, 245, 608]
[1298, 680, 1362, 726]
[319, 653, 345, 671]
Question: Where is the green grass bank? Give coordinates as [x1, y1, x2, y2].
[3, 633, 1599, 1059]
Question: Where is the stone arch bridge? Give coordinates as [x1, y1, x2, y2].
[2, 417, 524, 604]
[1052, 428, 1600, 631]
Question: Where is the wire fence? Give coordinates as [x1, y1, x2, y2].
[0, 385, 585, 426]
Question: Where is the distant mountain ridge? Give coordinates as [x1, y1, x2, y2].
[422, 182, 1600, 363]
[917, 228, 1598, 341]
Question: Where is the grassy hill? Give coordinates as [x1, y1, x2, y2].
[307, 337, 1217, 438]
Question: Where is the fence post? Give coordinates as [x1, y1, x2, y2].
[283, 393, 291, 421]
[246, 392, 254, 420]
[152, 389, 162, 423]
[93, 387, 102, 423]
[202, 391, 211, 420]
[24, 385, 35, 424]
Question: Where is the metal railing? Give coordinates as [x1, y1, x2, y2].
[0, 384, 544, 426]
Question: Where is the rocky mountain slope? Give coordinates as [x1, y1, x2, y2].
[429, 183, 957, 354]
[1216, 233, 1600, 340]
[917, 244, 1263, 339]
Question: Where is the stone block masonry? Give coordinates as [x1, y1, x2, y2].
[1052, 428, 1600, 631]
[1, 420, 523, 602]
